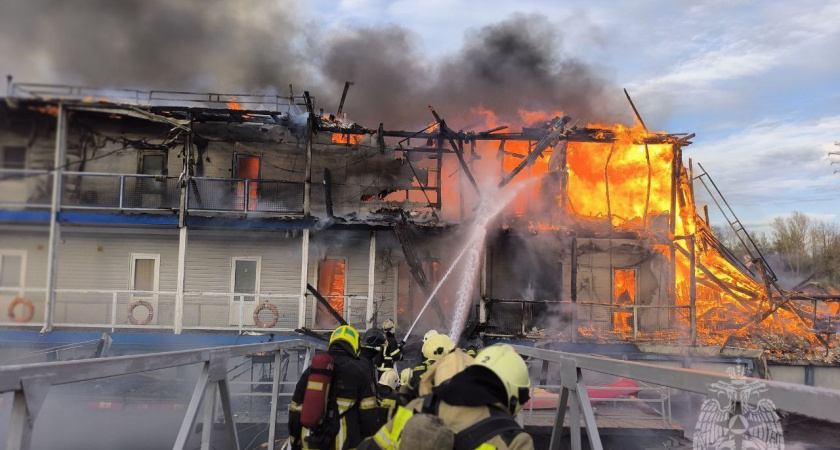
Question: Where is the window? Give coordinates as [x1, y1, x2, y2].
[315, 258, 346, 328]
[1, 146, 26, 169]
[129, 254, 159, 292]
[612, 269, 636, 333]
[234, 153, 261, 211]
[0, 251, 26, 290]
[229, 257, 261, 326]
[138, 151, 167, 175]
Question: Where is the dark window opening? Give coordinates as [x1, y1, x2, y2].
[138, 151, 167, 175]
[1, 146, 26, 169]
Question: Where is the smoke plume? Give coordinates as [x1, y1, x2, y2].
[0, 1, 627, 128]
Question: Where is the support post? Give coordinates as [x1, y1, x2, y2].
[267, 350, 283, 450]
[366, 231, 377, 329]
[298, 229, 310, 328]
[570, 235, 578, 341]
[303, 115, 313, 218]
[110, 292, 118, 332]
[174, 362, 211, 450]
[175, 226, 188, 334]
[42, 103, 66, 333]
[201, 382, 217, 450]
[479, 243, 488, 324]
[217, 378, 241, 450]
[689, 235, 697, 346]
[5, 378, 51, 450]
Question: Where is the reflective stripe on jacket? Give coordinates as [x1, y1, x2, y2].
[359, 396, 533, 450]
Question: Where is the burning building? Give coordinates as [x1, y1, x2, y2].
[0, 81, 837, 369]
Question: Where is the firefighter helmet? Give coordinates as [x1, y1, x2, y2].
[379, 369, 400, 390]
[329, 325, 360, 354]
[400, 368, 413, 386]
[471, 344, 531, 415]
[382, 318, 395, 332]
[422, 329, 439, 342]
[363, 328, 386, 350]
[422, 334, 455, 362]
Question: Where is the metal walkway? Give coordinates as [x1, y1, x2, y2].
[2, 341, 840, 450]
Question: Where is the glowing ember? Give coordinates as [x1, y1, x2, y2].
[332, 133, 362, 145]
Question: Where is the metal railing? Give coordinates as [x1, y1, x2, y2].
[1, 287, 364, 333]
[0, 339, 324, 450]
[512, 344, 840, 450]
[0, 169, 53, 208]
[9, 82, 310, 111]
[485, 298, 691, 342]
[0, 170, 305, 214]
[187, 178, 304, 214]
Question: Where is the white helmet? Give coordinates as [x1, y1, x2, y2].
[423, 329, 439, 342]
[471, 344, 531, 415]
[379, 369, 400, 390]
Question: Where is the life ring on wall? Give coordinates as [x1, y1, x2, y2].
[128, 300, 155, 325]
[7, 297, 34, 323]
[253, 302, 279, 328]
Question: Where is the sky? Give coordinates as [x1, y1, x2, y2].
[307, 0, 840, 230]
[1, 0, 838, 231]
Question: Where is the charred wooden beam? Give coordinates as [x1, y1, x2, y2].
[393, 215, 447, 325]
[306, 283, 347, 326]
[323, 168, 334, 218]
[498, 115, 571, 188]
[303, 91, 314, 115]
[428, 106, 481, 195]
[336, 81, 353, 118]
[623, 88, 648, 131]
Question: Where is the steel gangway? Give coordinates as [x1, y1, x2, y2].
[2, 341, 840, 450]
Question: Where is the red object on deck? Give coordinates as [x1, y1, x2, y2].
[523, 378, 642, 410]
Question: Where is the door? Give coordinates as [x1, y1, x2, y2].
[234, 154, 260, 211]
[314, 258, 346, 329]
[129, 254, 160, 325]
[612, 268, 637, 335]
[0, 251, 27, 322]
[229, 257, 260, 326]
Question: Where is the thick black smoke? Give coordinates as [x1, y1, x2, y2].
[0, 2, 627, 128]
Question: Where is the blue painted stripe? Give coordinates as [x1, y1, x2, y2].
[0, 210, 50, 223]
[58, 212, 179, 225]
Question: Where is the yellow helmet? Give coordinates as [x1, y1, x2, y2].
[379, 369, 400, 390]
[472, 344, 531, 415]
[400, 368, 413, 386]
[422, 329, 439, 342]
[329, 325, 360, 354]
[382, 319, 395, 332]
[422, 334, 455, 361]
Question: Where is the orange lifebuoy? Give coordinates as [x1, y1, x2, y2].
[7, 297, 34, 323]
[128, 300, 154, 325]
[253, 302, 279, 328]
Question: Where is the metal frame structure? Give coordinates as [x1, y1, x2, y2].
[512, 345, 840, 450]
[0, 339, 324, 450]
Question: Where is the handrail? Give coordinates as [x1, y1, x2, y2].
[0, 339, 325, 450]
[0, 339, 320, 392]
[511, 344, 840, 423]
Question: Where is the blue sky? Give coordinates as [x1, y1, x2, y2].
[308, 0, 840, 230]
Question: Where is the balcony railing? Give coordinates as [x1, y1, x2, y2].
[1, 287, 365, 332]
[0, 170, 305, 215]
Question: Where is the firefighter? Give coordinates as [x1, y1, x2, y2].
[408, 334, 456, 394]
[380, 319, 403, 370]
[361, 328, 387, 381]
[358, 344, 534, 450]
[376, 369, 402, 424]
[289, 325, 380, 450]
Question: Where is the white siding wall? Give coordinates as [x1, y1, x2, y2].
[0, 226, 399, 331]
[0, 228, 50, 325]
